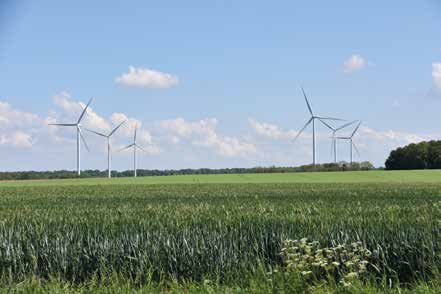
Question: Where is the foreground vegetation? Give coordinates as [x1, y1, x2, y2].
[3, 273, 441, 293]
[0, 178, 440, 292]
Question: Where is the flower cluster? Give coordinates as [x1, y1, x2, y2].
[280, 238, 371, 286]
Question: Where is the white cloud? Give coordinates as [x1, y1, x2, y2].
[1, 94, 436, 170]
[432, 63, 441, 92]
[161, 117, 256, 157]
[343, 54, 367, 73]
[111, 112, 140, 136]
[193, 132, 256, 158]
[347, 126, 433, 166]
[110, 112, 129, 125]
[115, 66, 179, 89]
[140, 144, 161, 155]
[52, 92, 111, 132]
[109, 112, 153, 145]
[0, 101, 42, 148]
[359, 126, 428, 145]
[49, 93, 160, 154]
[248, 119, 299, 140]
[0, 131, 33, 148]
[0, 101, 40, 128]
[52, 91, 80, 113]
[247, 119, 434, 167]
[161, 117, 218, 138]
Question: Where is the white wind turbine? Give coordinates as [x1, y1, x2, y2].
[335, 121, 362, 165]
[85, 120, 126, 178]
[49, 98, 93, 175]
[293, 88, 344, 166]
[119, 124, 147, 177]
[319, 120, 358, 163]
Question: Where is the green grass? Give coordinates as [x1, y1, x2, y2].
[2, 169, 441, 186]
[0, 170, 440, 292]
[3, 273, 441, 293]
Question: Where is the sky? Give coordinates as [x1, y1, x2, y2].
[0, 0, 440, 171]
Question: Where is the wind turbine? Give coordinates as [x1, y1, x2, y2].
[320, 120, 358, 163]
[119, 124, 147, 177]
[48, 98, 93, 176]
[85, 120, 126, 178]
[335, 121, 362, 165]
[293, 88, 344, 166]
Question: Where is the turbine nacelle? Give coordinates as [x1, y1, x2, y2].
[321, 119, 359, 162]
[48, 98, 94, 175]
[334, 121, 363, 162]
[85, 120, 126, 139]
[293, 87, 345, 166]
[119, 124, 148, 177]
[85, 120, 127, 178]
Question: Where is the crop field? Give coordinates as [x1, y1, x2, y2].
[0, 171, 440, 292]
[2, 169, 441, 186]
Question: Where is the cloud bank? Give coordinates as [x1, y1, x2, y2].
[248, 119, 299, 140]
[0, 101, 41, 148]
[0, 97, 436, 169]
[160, 118, 256, 157]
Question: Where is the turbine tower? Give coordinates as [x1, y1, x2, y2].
[49, 98, 93, 175]
[119, 124, 147, 177]
[85, 120, 126, 178]
[320, 120, 358, 163]
[335, 121, 362, 165]
[293, 88, 343, 166]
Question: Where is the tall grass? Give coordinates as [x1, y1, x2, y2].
[0, 183, 439, 287]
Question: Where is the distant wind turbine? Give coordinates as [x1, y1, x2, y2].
[48, 98, 93, 175]
[85, 120, 126, 178]
[293, 88, 344, 166]
[320, 120, 358, 163]
[335, 121, 362, 165]
[119, 124, 147, 177]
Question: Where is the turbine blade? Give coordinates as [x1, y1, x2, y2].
[134, 123, 138, 142]
[352, 141, 360, 157]
[135, 144, 148, 153]
[336, 120, 358, 131]
[48, 123, 76, 126]
[84, 128, 107, 137]
[301, 87, 314, 116]
[351, 121, 362, 138]
[118, 143, 135, 152]
[318, 118, 334, 131]
[317, 116, 345, 121]
[109, 120, 126, 137]
[77, 98, 94, 124]
[293, 118, 313, 142]
[78, 127, 90, 152]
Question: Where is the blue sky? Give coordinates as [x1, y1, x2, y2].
[0, 0, 440, 171]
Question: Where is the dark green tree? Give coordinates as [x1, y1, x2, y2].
[385, 140, 441, 170]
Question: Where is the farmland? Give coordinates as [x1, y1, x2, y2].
[0, 171, 440, 292]
[2, 169, 441, 186]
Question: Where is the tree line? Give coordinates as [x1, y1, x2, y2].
[385, 140, 441, 170]
[0, 161, 375, 181]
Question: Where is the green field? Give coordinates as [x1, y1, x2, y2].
[2, 169, 441, 187]
[0, 170, 440, 293]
